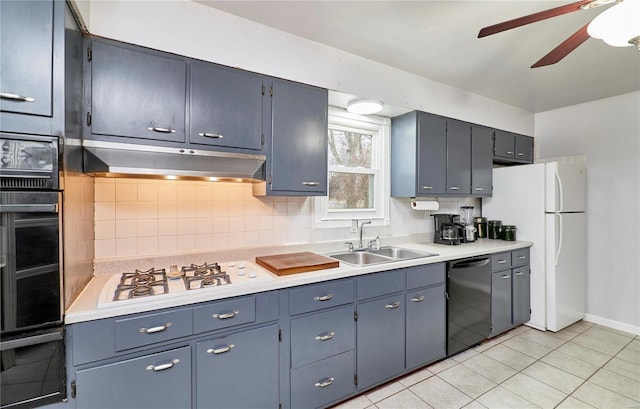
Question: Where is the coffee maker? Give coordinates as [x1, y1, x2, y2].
[433, 214, 462, 245]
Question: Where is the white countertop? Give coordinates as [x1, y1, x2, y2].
[65, 239, 532, 324]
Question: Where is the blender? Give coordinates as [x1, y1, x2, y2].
[459, 206, 476, 243]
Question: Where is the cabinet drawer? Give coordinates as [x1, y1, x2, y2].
[193, 296, 256, 334]
[289, 279, 354, 315]
[114, 308, 193, 352]
[291, 305, 355, 369]
[357, 269, 405, 300]
[76, 346, 191, 409]
[291, 350, 355, 409]
[491, 252, 512, 271]
[512, 248, 530, 267]
[406, 263, 445, 290]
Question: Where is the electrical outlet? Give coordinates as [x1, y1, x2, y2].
[351, 219, 358, 233]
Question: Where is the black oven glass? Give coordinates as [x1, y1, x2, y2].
[1, 209, 61, 334]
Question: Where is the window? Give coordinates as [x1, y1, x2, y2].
[314, 107, 390, 228]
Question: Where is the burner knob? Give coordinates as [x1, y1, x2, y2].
[238, 263, 245, 269]
[249, 271, 257, 278]
[237, 269, 245, 276]
[227, 262, 235, 267]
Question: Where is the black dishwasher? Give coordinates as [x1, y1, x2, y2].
[446, 256, 491, 356]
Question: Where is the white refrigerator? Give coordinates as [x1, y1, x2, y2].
[483, 159, 586, 332]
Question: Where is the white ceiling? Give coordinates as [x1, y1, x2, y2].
[196, 0, 639, 114]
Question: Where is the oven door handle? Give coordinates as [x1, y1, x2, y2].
[0, 203, 58, 213]
[0, 225, 6, 268]
[0, 328, 63, 351]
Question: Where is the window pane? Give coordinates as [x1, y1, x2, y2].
[328, 172, 373, 210]
[328, 129, 373, 168]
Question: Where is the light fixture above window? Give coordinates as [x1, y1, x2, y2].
[346, 98, 384, 115]
[587, 0, 640, 48]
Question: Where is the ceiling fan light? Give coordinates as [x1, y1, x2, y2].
[346, 99, 384, 115]
[587, 0, 640, 47]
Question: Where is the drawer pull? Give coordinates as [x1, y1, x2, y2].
[502, 275, 511, 279]
[146, 359, 179, 372]
[515, 272, 524, 276]
[517, 153, 525, 157]
[518, 255, 527, 259]
[314, 377, 335, 388]
[422, 186, 433, 190]
[498, 259, 507, 264]
[139, 322, 173, 334]
[474, 187, 484, 191]
[0, 92, 35, 102]
[314, 332, 335, 342]
[198, 132, 223, 139]
[506, 151, 514, 155]
[207, 344, 235, 355]
[148, 127, 176, 133]
[302, 181, 320, 186]
[212, 310, 239, 320]
[385, 301, 400, 309]
[410, 295, 425, 303]
[449, 186, 460, 191]
[314, 294, 334, 302]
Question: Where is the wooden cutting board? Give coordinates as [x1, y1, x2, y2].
[255, 252, 339, 276]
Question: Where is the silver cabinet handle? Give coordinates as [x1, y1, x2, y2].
[518, 255, 527, 259]
[207, 344, 235, 354]
[498, 259, 507, 264]
[146, 359, 180, 372]
[515, 272, 524, 276]
[314, 294, 333, 302]
[385, 301, 400, 309]
[517, 153, 525, 157]
[422, 186, 433, 190]
[0, 92, 35, 102]
[139, 322, 173, 334]
[449, 186, 460, 190]
[148, 127, 176, 133]
[212, 310, 239, 320]
[302, 181, 320, 186]
[314, 377, 335, 388]
[410, 295, 425, 303]
[314, 332, 335, 341]
[506, 151, 514, 155]
[502, 275, 511, 279]
[474, 187, 484, 191]
[198, 132, 223, 139]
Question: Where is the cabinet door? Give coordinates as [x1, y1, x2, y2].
[356, 294, 405, 390]
[269, 78, 328, 194]
[493, 130, 515, 159]
[190, 62, 263, 150]
[406, 285, 446, 370]
[471, 125, 493, 196]
[515, 134, 533, 162]
[196, 324, 279, 409]
[0, 1, 53, 118]
[446, 119, 471, 195]
[491, 271, 512, 336]
[512, 267, 531, 325]
[76, 346, 191, 409]
[90, 40, 186, 143]
[416, 112, 447, 196]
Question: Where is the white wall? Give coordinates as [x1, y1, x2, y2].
[77, 0, 534, 134]
[535, 91, 640, 331]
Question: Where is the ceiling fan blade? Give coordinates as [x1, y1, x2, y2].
[531, 23, 591, 68]
[478, 0, 593, 38]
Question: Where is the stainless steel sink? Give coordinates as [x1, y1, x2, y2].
[327, 246, 438, 267]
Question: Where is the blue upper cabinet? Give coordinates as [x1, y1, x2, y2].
[445, 118, 471, 196]
[255, 78, 328, 196]
[86, 39, 187, 144]
[471, 124, 494, 196]
[0, 0, 64, 136]
[189, 62, 264, 150]
[493, 130, 534, 164]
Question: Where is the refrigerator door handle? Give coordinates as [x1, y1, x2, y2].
[555, 169, 564, 212]
[555, 214, 564, 266]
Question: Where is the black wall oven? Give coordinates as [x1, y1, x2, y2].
[1, 134, 65, 408]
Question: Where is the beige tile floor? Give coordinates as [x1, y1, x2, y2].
[332, 321, 640, 409]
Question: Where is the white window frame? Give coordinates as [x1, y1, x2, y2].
[313, 107, 390, 229]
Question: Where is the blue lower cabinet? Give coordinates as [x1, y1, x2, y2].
[406, 285, 446, 370]
[75, 346, 191, 409]
[290, 350, 355, 409]
[356, 293, 405, 390]
[195, 324, 279, 409]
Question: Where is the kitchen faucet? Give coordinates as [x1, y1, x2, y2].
[358, 220, 371, 249]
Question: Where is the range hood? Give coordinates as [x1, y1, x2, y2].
[82, 141, 265, 182]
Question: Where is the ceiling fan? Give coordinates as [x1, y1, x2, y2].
[478, 0, 640, 68]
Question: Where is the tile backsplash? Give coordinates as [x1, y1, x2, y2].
[94, 178, 480, 259]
